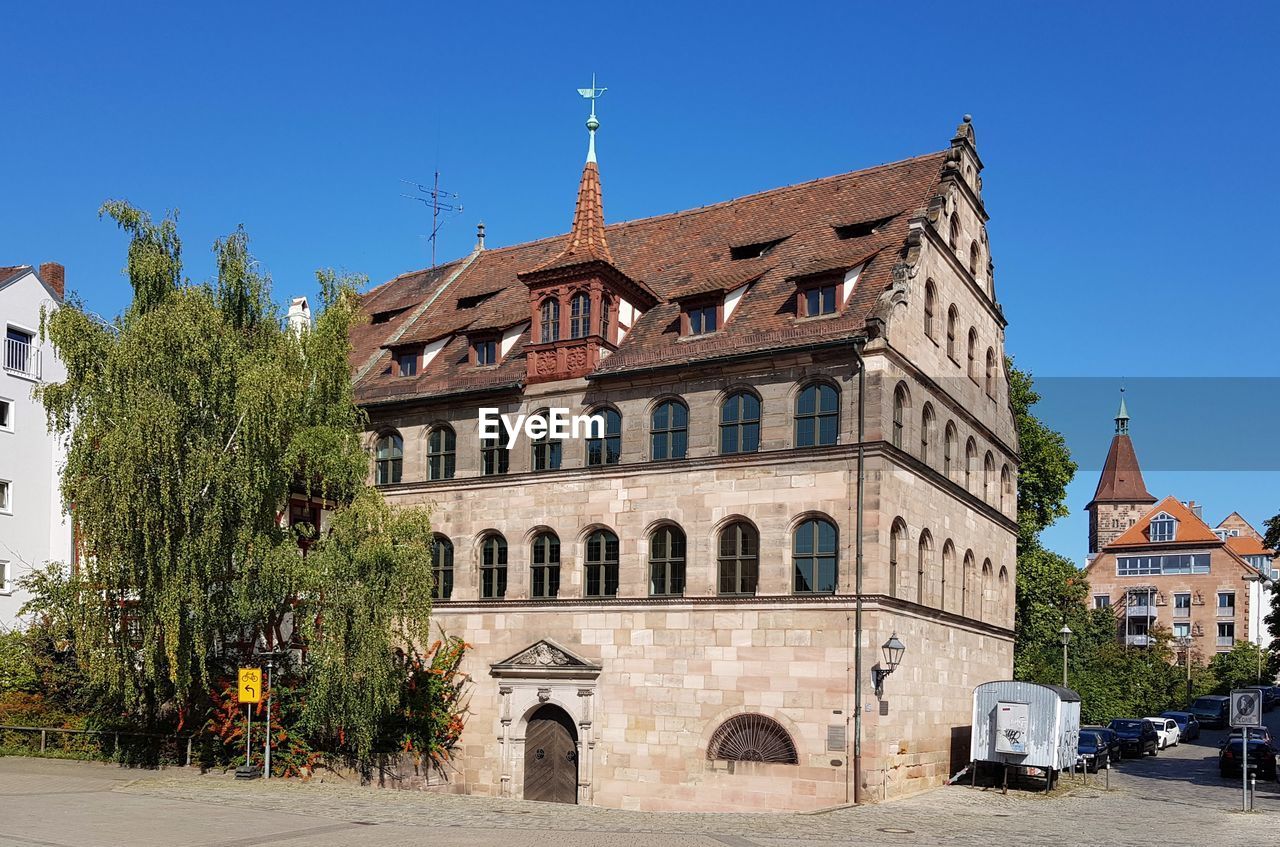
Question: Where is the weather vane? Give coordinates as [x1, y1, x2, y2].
[577, 75, 606, 162]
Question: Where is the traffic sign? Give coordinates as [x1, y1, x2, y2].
[238, 668, 262, 704]
[1230, 688, 1263, 727]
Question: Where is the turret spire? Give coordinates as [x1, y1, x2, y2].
[1115, 387, 1130, 434]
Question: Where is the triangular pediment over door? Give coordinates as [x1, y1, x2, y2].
[489, 639, 602, 680]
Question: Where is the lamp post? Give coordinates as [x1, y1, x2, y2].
[1059, 625, 1073, 689]
[872, 633, 906, 696]
[1242, 571, 1274, 684]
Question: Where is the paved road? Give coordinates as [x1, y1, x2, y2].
[1, 708, 1279, 847]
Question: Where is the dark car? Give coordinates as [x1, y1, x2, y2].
[1078, 731, 1111, 772]
[1189, 695, 1230, 729]
[1263, 688, 1278, 712]
[1161, 711, 1201, 742]
[1083, 725, 1124, 761]
[1109, 718, 1160, 757]
[1219, 737, 1279, 780]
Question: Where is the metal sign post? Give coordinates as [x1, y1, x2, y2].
[236, 668, 263, 779]
[1230, 688, 1262, 812]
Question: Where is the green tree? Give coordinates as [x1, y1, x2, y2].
[1210, 641, 1275, 693]
[1007, 360, 1077, 550]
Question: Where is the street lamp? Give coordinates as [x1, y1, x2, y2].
[872, 633, 906, 696]
[1242, 571, 1274, 684]
[1059, 625, 1073, 689]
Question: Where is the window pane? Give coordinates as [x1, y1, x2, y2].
[742, 422, 759, 452]
[796, 418, 815, 448]
[818, 415, 838, 446]
[797, 386, 816, 416]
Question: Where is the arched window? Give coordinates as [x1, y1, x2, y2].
[998, 565, 1010, 618]
[892, 384, 908, 449]
[707, 714, 798, 765]
[949, 214, 960, 248]
[650, 399, 688, 461]
[985, 347, 997, 397]
[962, 550, 975, 617]
[942, 540, 955, 612]
[531, 407, 562, 471]
[540, 297, 560, 343]
[427, 425, 456, 480]
[982, 558, 994, 619]
[917, 531, 933, 606]
[531, 532, 561, 599]
[720, 391, 761, 454]
[793, 517, 838, 594]
[965, 438, 977, 491]
[432, 535, 453, 600]
[944, 422, 957, 479]
[920, 403, 934, 464]
[795, 382, 839, 447]
[969, 241, 979, 276]
[946, 306, 958, 361]
[983, 452, 995, 502]
[924, 280, 937, 340]
[374, 431, 403, 485]
[586, 407, 622, 466]
[481, 432, 509, 476]
[569, 292, 592, 339]
[967, 328, 978, 382]
[599, 295, 611, 337]
[889, 518, 906, 599]
[1001, 465, 1012, 513]
[480, 533, 508, 599]
[718, 521, 759, 596]
[649, 525, 686, 597]
[584, 529, 619, 598]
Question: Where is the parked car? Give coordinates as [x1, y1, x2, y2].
[1082, 725, 1124, 761]
[1219, 736, 1279, 780]
[1189, 695, 1230, 729]
[1145, 716, 1181, 749]
[1161, 711, 1200, 742]
[1077, 731, 1111, 773]
[1262, 687, 1278, 712]
[1109, 718, 1160, 757]
[1225, 727, 1274, 746]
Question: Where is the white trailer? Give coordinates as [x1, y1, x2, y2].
[970, 681, 1081, 791]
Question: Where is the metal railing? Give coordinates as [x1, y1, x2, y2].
[1125, 634, 1151, 647]
[1218, 606, 1236, 618]
[0, 724, 192, 766]
[1173, 607, 1191, 618]
[3, 337, 41, 380]
[1217, 636, 1235, 647]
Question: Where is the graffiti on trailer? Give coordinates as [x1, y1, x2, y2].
[1002, 728, 1024, 746]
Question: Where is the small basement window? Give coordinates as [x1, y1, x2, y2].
[730, 236, 788, 260]
[833, 214, 897, 240]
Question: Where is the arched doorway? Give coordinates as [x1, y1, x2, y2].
[523, 704, 578, 804]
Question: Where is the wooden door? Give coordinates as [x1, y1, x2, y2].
[523, 705, 578, 804]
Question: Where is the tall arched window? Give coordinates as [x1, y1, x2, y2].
[920, 403, 935, 464]
[793, 517, 838, 594]
[949, 214, 960, 248]
[586, 407, 622, 466]
[650, 399, 688, 461]
[531, 531, 561, 599]
[374, 431, 403, 485]
[480, 533, 508, 599]
[649, 525, 686, 597]
[983, 452, 995, 502]
[917, 531, 933, 606]
[432, 535, 453, 600]
[1001, 465, 1012, 513]
[962, 550, 975, 617]
[944, 422, 957, 479]
[942, 540, 955, 612]
[998, 565, 1010, 620]
[540, 297, 560, 343]
[584, 529, 619, 597]
[531, 407, 562, 471]
[599, 295, 611, 337]
[967, 328, 978, 382]
[720, 391, 761, 454]
[981, 559, 994, 620]
[795, 382, 839, 447]
[965, 438, 977, 491]
[892, 384, 908, 449]
[427, 425, 456, 480]
[985, 347, 997, 397]
[481, 432, 509, 476]
[718, 521, 758, 596]
[569, 292, 592, 339]
[946, 306, 959, 361]
[924, 280, 937, 341]
[889, 518, 906, 598]
[969, 241, 979, 276]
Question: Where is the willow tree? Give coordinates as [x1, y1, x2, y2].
[37, 202, 434, 741]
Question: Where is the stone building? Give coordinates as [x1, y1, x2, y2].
[352, 109, 1018, 810]
[1083, 401, 1277, 657]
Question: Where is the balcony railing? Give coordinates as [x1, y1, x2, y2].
[1125, 634, 1151, 647]
[1173, 607, 1190, 618]
[1217, 636, 1235, 647]
[1217, 607, 1236, 618]
[3, 337, 41, 380]
[1126, 603, 1157, 618]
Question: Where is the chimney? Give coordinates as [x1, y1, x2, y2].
[286, 296, 312, 336]
[1186, 500, 1203, 519]
[39, 262, 65, 300]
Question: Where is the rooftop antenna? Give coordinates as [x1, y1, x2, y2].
[402, 171, 463, 269]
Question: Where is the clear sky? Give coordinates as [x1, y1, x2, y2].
[5, 2, 1277, 561]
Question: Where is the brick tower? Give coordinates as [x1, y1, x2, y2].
[1086, 392, 1157, 554]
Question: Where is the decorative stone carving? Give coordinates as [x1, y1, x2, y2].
[512, 642, 572, 667]
[537, 687, 552, 703]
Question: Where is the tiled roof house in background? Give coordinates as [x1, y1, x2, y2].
[353, 109, 1018, 809]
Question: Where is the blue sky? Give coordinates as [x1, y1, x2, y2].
[5, 2, 1277, 561]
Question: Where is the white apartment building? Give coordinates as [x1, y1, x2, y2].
[0, 263, 72, 629]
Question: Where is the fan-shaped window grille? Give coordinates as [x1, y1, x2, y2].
[706, 714, 798, 764]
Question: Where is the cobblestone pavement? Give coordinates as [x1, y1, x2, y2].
[2, 710, 1279, 847]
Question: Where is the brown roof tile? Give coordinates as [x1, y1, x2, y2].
[1087, 434, 1156, 507]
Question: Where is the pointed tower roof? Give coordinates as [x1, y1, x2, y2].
[1087, 393, 1155, 508]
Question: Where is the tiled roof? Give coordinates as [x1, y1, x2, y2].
[1226, 535, 1276, 557]
[1106, 496, 1222, 548]
[1087, 434, 1156, 507]
[0, 265, 31, 288]
[352, 150, 950, 403]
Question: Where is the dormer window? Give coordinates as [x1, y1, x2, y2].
[1150, 512, 1177, 542]
[685, 303, 719, 336]
[396, 349, 418, 377]
[473, 338, 498, 366]
[800, 281, 838, 317]
[569, 293, 592, 339]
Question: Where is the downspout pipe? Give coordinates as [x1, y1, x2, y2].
[851, 336, 867, 804]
